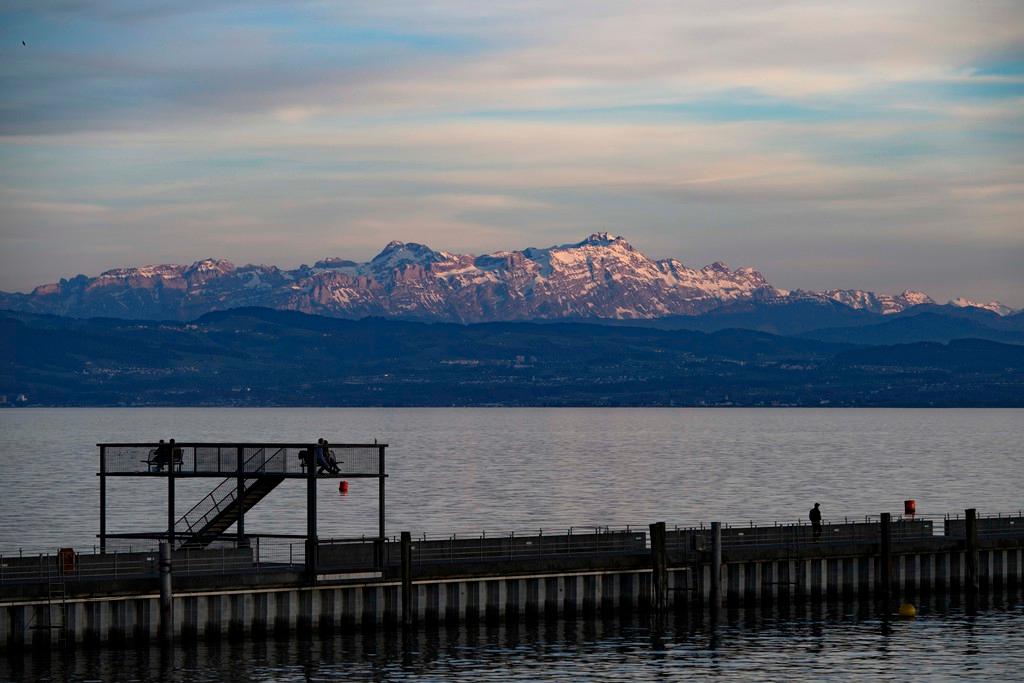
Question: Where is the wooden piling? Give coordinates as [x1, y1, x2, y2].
[401, 531, 413, 627]
[649, 522, 667, 613]
[879, 512, 892, 601]
[711, 522, 722, 606]
[965, 508, 979, 597]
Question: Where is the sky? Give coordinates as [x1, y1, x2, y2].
[1, 1, 1022, 306]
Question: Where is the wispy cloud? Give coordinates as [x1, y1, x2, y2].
[0, 1, 1022, 304]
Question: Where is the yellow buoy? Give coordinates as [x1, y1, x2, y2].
[898, 602, 917, 618]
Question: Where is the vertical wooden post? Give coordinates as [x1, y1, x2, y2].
[965, 508, 979, 596]
[401, 531, 413, 628]
[99, 445, 107, 554]
[167, 439, 176, 549]
[650, 522, 667, 613]
[159, 541, 173, 645]
[711, 522, 722, 606]
[879, 512, 892, 601]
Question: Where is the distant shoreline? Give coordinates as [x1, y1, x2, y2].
[4, 307, 1023, 409]
[3, 404, 1022, 410]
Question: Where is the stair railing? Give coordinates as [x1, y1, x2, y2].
[174, 447, 286, 542]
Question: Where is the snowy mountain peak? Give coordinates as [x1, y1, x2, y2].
[187, 258, 235, 275]
[0, 234, 1013, 322]
[898, 289, 933, 305]
[811, 288, 936, 315]
[371, 241, 440, 267]
[314, 257, 358, 270]
[98, 264, 183, 279]
[575, 232, 625, 247]
[949, 297, 1015, 316]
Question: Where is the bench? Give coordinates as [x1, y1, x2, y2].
[298, 448, 341, 474]
[143, 447, 183, 472]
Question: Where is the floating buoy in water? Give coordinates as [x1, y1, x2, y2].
[898, 602, 917, 618]
[339, 480, 349, 494]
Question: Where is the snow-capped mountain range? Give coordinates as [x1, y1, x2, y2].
[0, 233, 1015, 322]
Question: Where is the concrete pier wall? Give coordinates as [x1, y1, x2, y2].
[0, 567, 671, 649]
[700, 546, 1022, 605]
[3, 544, 1022, 649]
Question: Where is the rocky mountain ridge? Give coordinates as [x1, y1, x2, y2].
[0, 234, 1014, 322]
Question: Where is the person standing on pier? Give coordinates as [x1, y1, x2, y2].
[810, 502, 823, 541]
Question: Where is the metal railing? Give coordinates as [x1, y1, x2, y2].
[315, 526, 648, 572]
[99, 442, 383, 476]
[0, 539, 307, 587]
[398, 528, 647, 566]
[6, 512, 1023, 588]
[665, 517, 937, 557]
[174, 448, 285, 540]
[944, 511, 1024, 540]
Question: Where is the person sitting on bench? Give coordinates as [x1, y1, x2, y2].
[315, 438, 341, 474]
[150, 439, 170, 472]
[323, 438, 341, 474]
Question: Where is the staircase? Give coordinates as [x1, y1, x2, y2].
[178, 477, 284, 549]
[176, 447, 286, 550]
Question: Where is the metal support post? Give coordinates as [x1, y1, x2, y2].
[306, 442, 317, 583]
[378, 445, 386, 568]
[236, 446, 245, 544]
[99, 446, 107, 554]
[167, 439, 176, 549]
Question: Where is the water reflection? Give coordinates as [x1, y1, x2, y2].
[4, 592, 1022, 682]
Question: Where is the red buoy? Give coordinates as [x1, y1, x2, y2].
[339, 480, 349, 494]
[904, 499, 916, 517]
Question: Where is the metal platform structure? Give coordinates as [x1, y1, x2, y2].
[96, 440, 387, 578]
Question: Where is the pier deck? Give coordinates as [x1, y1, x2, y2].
[3, 511, 1022, 649]
[4, 439, 1021, 650]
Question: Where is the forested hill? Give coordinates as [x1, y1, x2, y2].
[2, 307, 1022, 407]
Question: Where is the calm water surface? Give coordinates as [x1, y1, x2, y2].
[1, 408, 1022, 681]
[0, 408, 1021, 550]
[3, 599, 1024, 682]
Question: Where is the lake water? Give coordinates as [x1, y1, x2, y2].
[0, 408, 1021, 551]
[1, 408, 1022, 681]
[3, 600, 1024, 682]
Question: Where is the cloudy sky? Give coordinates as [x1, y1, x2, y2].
[1, 1, 1022, 305]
